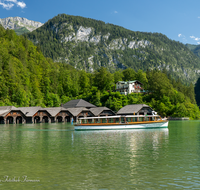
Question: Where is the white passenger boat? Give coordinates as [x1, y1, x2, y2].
[74, 115, 168, 131]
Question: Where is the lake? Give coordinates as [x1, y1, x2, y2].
[0, 121, 200, 189]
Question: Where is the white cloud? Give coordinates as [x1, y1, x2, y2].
[0, 1, 14, 9]
[0, 0, 26, 10]
[178, 34, 186, 39]
[198, 16, 200, 19]
[190, 35, 200, 44]
[17, 1, 25, 8]
[190, 36, 200, 41]
[114, 11, 118, 14]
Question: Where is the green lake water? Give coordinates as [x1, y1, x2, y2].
[0, 121, 200, 189]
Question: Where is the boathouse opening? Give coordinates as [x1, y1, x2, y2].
[6, 116, 13, 124]
[16, 116, 23, 124]
[65, 116, 71, 123]
[34, 116, 40, 123]
[56, 116, 63, 122]
[42, 116, 49, 123]
[0, 117, 4, 124]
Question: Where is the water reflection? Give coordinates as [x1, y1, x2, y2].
[1, 122, 200, 189]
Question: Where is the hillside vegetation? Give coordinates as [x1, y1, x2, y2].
[186, 44, 200, 59]
[24, 14, 200, 84]
[0, 25, 200, 118]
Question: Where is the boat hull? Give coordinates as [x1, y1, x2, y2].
[74, 121, 168, 131]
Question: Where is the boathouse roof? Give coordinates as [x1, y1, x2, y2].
[13, 106, 42, 117]
[90, 107, 115, 116]
[43, 107, 67, 117]
[117, 104, 152, 115]
[67, 107, 90, 116]
[62, 99, 96, 109]
[0, 106, 17, 117]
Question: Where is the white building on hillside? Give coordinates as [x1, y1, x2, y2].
[116, 80, 144, 95]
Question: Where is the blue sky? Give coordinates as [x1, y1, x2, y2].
[0, 0, 200, 45]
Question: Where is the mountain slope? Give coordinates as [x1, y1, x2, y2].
[0, 17, 43, 35]
[25, 14, 200, 84]
[0, 24, 54, 106]
[186, 44, 200, 59]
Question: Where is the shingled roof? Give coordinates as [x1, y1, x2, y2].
[62, 99, 96, 109]
[117, 104, 151, 115]
[0, 106, 16, 117]
[13, 107, 42, 117]
[67, 107, 90, 116]
[90, 107, 115, 116]
[43, 107, 68, 117]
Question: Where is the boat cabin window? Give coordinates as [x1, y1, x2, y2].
[132, 117, 137, 122]
[108, 118, 114, 123]
[139, 117, 143, 122]
[88, 119, 93, 123]
[94, 119, 100, 123]
[121, 117, 125, 123]
[126, 117, 132, 122]
[115, 118, 120, 123]
[144, 117, 149, 121]
[82, 119, 87, 124]
[101, 118, 107, 123]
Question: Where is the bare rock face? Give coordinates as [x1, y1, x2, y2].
[0, 17, 43, 32]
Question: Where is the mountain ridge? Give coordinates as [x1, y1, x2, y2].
[24, 14, 200, 84]
[0, 16, 43, 35]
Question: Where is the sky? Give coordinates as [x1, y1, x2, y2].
[0, 0, 200, 45]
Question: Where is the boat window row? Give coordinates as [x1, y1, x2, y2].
[79, 116, 161, 124]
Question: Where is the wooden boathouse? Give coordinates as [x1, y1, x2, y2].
[0, 99, 115, 124]
[0, 100, 154, 125]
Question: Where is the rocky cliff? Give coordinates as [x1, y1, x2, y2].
[0, 17, 43, 34]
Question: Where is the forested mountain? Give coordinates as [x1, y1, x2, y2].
[0, 24, 199, 118]
[0, 17, 43, 35]
[186, 44, 200, 59]
[24, 14, 200, 84]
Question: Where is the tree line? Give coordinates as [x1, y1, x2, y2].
[0, 25, 200, 119]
